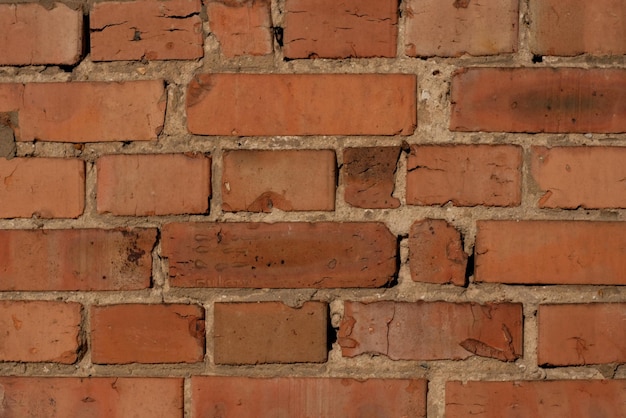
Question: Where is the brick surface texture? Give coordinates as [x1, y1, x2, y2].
[0, 1, 624, 417]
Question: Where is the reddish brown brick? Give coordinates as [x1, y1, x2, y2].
[0, 3, 82, 65]
[0, 301, 81, 363]
[283, 0, 398, 59]
[450, 68, 626, 133]
[406, 145, 522, 207]
[339, 301, 522, 361]
[0, 84, 24, 112]
[222, 150, 335, 212]
[0, 228, 155, 291]
[405, 0, 518, 57]
[0, 377, 183, 418]
[409, 219, 467, 286]
[97, 153, 211, 216]
[476, 221, 626, 285]
[91, 304, 205, 364]
[531, 146, 626, 209]
[538, 304, 626, 366]
[343, 147, 400, 209]
[192, 376, 427, 417]
[447, 380, 626, 418]
[214, 302, 327, 364]
[0, 158, 84, 218]
[186, 73, 416, 136]
[91, 0, 203, 61]
[162, 222, 397, 288]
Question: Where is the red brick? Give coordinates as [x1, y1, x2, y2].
[530, 0, 626, 56]
[97, 153, 211, 216]
[538, 304, 626, 366]
[162, 222, 397, 288]
[0, 377, 183, 418]
[405, 0, 518, 57]
[0, 158, 84, 218]
[192, 376, 427, 417]
[207, 0, 273, 57]
[0, 84, 24, 113]
[339, 301, 522, 361]
[531, 146, 626, 209]
[476, 221, 626, 285]
[0, 301, 81, 363]
[222, 150, 335, 212]
[0, 3, 82, 65]
[91, 304, 205, 364]
[343, 147, 400, 209]
[406, 145, 522, 207]
[91, 0, 203, 61]
[0, 228, 155, 291]
[409, 219, 467, 286]
[283, 0, 398, 59]
[446, 380, 626, 418]
[186, 73, 416, 136]
[450, 68, 626, 133]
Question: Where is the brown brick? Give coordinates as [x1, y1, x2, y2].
[0, 3, 82, 65]
[91, 304, 205, 364]
[476, 221, 626, 285]
[409, 219, 467, 286]
[0, 301, 81, 363]
[343, 147, 400, 209]
[0, 158, 84, 218]
[222, 150, 335, 212]
[339, 301, 522, 361]
[186, 73, 416, 136]
[0, 84, 24, 112]
[406, 145, 522, 207]
[405, 0, 518, 57]
[283, 0, 398, 59]
[450, 68, 626, 133]
[192, 376, 427, 417]
[0, 228, 155, 291]
[162, 222, 397, 288]
[446, 380, 626, 418]
[538, 304, 626, 366]
[97, 153, 211, 216]
[0, 377, 183, 418]
[91, 0, 203, 61]
[531, 146, 626, 209]
[214, 302, 327, 364]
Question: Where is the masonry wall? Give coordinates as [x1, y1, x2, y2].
[0, 0, 625, 417]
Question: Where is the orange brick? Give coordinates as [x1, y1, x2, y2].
[343, 147, 401, 209]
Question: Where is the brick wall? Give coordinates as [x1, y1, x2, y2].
[0, 1, 624, 416]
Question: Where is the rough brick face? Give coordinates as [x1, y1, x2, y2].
[343, 147, 400, 209]
[162, 222, 397, 288]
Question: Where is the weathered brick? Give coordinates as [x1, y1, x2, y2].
[406, 145, 522, 207]
[343, 147, 400, 209]
[162, 222, 397, 288]
[222, 150, 335, 212]
[339, 301, 522, 361]
[0, 377, 183, 418]
[91, 304, 205, 364]
[283, 0, 398, 59]
[0, 3, 82, 65]
[0, 301, 81, 363]
[476, 221, 626, 285]
[447, 380, 626, 418]
[91, 0, 203, 61]
[192, 376, 427, 417]
[0, 158, 84, 218]
[531, 146, 626, 209]
[0, 228, 155, 291]
[538, 304, 626, 366]
[214, 302, 327, 364]
[96, 153, 211, 216]
[186, 73, 416, 136]
[450, 68, 626, 133]
[405, 0, 518, 57]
